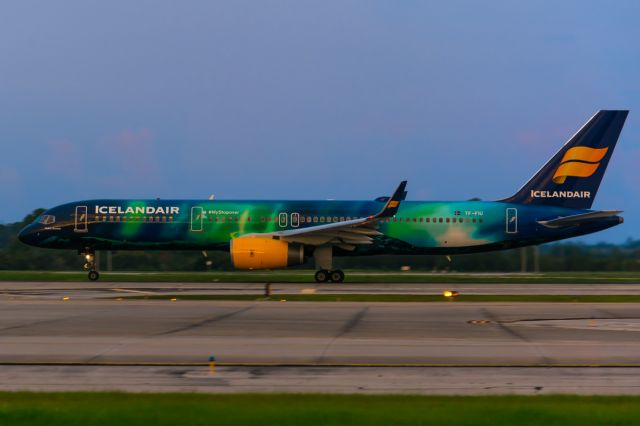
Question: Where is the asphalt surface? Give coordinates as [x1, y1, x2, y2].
[1, 281, 640, 393]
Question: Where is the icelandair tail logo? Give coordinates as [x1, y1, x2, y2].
[551, 146, 609, 184]
[530, 146, 608, 200]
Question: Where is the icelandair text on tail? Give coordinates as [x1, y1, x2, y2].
[531, 190, 591, 199]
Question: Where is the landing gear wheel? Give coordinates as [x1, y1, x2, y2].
[314, 269, 330, 283]
[88, 270, 100, 281]
[329, 270, 345, 283]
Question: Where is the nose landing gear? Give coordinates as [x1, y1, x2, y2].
[81, 250, 100, 281]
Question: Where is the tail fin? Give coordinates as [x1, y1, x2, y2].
[502, 110, 629, 209]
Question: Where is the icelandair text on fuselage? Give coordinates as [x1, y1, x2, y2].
[95, 205, 180, 215]
[530, 190, 591, 198]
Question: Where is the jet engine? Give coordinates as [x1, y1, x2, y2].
[231, 237, 304, 270]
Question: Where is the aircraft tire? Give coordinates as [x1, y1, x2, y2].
[314, 269, 330, 283]
[330, 270, 345, 283]
[88, 270, 100, 281]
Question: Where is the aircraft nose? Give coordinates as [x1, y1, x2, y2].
[18, 225, 39, 246]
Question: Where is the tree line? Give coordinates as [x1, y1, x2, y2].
[2, 209, 639, 272]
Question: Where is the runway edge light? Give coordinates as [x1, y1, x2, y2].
[209, 356, 216, 376]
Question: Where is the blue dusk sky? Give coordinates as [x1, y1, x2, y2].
[1, 1, 638, 243]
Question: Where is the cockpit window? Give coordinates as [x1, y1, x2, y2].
[38, 215, 56, 225]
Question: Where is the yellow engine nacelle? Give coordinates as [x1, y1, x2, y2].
[230, 237, 304, 270]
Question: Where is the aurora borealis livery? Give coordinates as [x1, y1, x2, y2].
[19, 110, 629, 282]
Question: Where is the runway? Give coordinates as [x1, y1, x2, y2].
[2, 282, 640, 393]
[2, 298, 640, 364]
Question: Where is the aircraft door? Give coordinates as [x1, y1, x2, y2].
[191, 206, 204, 232]
[74, 206, 88, 232]
[506, 208, 517, 234]
[278, 212, 288, 228]
[291, 212, 300, 228]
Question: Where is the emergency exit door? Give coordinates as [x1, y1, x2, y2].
[191, 206, 204, 232]
[506, 208, 518, 234]
[74, 206, 88, 232]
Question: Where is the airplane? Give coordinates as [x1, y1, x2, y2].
[19, 110, 628, 282]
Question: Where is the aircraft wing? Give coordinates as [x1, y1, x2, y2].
[246, 181, 406, 250]
[537, 210, 623, 228]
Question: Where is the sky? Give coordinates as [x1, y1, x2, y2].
[1, 1, 638, 243]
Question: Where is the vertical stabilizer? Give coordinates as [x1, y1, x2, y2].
[502, 110, 628, 209]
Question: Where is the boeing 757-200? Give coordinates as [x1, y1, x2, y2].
[19, 110, 628, 282]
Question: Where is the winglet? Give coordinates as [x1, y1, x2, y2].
[375, 181, 407, 218]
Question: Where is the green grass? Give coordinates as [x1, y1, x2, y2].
[121, 294, 640, 303]
[2, 270, 640, 283]
[0, 393, 639, 426]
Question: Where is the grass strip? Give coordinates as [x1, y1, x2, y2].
[0, 393, 640, 426]
[2, 270, 640, 283]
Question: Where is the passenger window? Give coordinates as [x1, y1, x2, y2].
[313, 217, 318, 223]
[472, 218, 476, 223]
[446, 218, 450, 223]
[439, 218, 443, 223]
[320, 217, 326, 223]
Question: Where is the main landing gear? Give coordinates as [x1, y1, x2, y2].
[314, 269, 345, 283]
[81, 250, 100, 281]
[313, 245, 344, 283]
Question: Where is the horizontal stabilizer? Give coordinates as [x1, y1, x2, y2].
[537, 210, 623, 228]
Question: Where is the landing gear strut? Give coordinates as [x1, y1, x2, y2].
[81, 250, 100, 281]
